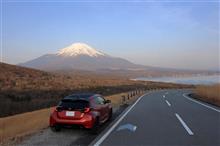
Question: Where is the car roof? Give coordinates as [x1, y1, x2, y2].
[63, 93, 99, 101]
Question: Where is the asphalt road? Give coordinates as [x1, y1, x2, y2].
[92, 89, 220, 146]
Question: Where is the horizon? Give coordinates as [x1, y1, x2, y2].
[1, 0, 219, 71]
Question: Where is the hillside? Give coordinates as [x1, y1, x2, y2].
[0, 62, 191, 117]
[0, 62, 134, 91]
[0, 62, 56, 91]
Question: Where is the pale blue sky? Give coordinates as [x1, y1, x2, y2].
[1, 0, 219, 70]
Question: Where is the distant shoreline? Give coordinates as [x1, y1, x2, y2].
[133, 74, 220, 85]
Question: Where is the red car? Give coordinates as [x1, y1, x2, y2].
[49, 93, 112, 132]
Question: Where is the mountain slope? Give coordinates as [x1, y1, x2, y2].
[19, 43, 146, 71]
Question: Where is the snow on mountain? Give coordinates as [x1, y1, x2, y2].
[56, 43, 106, 57]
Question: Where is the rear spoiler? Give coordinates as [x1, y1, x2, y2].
[61, 98, 89, 102]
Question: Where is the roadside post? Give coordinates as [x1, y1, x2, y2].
[122, 95, 126, 105]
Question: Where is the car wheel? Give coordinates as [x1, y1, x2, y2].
[50, 125, 61, 132]
[108, 109, 113, 121]
[90, 117, 99, 134]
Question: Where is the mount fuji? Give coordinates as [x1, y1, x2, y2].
[19, 43, 147, 71]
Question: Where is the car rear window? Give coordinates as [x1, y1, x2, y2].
[58, 99, 89, 110]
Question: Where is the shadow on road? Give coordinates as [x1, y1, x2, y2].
[69, 104, 129, 146]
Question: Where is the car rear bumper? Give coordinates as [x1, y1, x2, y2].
[50, 113, 95, 129]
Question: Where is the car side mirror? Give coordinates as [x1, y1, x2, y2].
[105, 100, 111, 104]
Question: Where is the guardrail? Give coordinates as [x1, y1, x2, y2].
[121, 89, 147, 105]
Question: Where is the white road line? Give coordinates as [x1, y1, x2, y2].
[93, 93, 149, 146]
[183, 93, 220, 113]
[175, 113, 194, 135]
[165, 100, 171, 106]
[163, 95, 165, 98]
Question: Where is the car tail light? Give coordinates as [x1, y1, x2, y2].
[84, 107, 90, 113]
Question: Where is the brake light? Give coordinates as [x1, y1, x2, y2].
[84, 107, 90, 113]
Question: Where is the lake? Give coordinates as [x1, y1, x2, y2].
[134, 75, 220, 85]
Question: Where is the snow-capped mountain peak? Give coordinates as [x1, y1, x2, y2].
[19, 42, 148, 71]
[57, 43, 105, 57]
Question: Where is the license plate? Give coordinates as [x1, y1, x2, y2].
[66, 111, 75, 117]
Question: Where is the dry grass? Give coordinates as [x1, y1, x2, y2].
[194, 84, 220, 106]
[0, 91, 142, 144]
[0, 108, 51, 144]
[105, 92, 127, 108]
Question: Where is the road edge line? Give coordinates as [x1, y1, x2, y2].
[92, 92, 149, 146]
[183, 93, 220, 113]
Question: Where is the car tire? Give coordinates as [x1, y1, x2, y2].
[90, 117, 99, 134]
[108, 109, 113, 121]
[50, 125, 61, 132]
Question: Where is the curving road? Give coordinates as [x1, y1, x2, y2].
[92, 89, 220, 146]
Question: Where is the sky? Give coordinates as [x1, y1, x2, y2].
[1, 0, 219, 71]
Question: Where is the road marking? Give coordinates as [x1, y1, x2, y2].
[116, 123, 137, 132]
[183, 93, 220, 113]
[175, 113, 194, 135]
[163, 95, 165, 98]
[165, 100, 171, 106]
[93, 93, 148, 146]
[165, 92, 169, 94]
